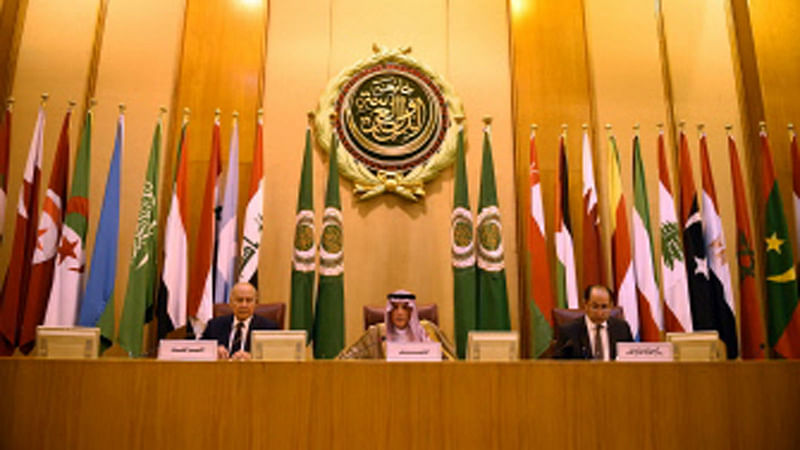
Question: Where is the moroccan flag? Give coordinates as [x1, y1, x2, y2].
[18, 109, 71, 354]
[215, 115, 239, 304]
[632, 134, 662, 341]
[0, 103, 11, 244]
[188, 114, 221, 336]
[728, 132, 765, 359]
[476, 119, 510, 330]
[0, 105, 43, 355]
[582, 127, 604, 290]
[677, 130, 715, 331]
[239, 112, 264, 287]
[699, 131, 738, 358]
[658, 129, 692, 332]
[118, 114, 162, 356]
[157, 117, 189, 338]
[312, 133, 345, 358]
[451, 119, 476, 358]
[78, 112, 123, 352]
[608, 132, 638, 336]
[290, 123, 315, 341]
[555, 133, 578, 309]
[760, 126, 800, 358]
[528, 126, 554, 358]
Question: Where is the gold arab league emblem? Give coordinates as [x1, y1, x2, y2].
[315, 44, 464, 201]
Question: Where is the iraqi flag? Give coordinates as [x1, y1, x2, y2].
[239, 112, 264, 287]
[555, 132, 578, 309]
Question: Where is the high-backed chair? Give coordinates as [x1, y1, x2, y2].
[213, 302, 286, 329]
[551, 307, 624, 341]
[363, 304, 439, 330]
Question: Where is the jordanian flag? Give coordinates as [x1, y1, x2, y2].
[290, 122, 315, 341]
[555, 132, 578, 309]
[451, 118, 476, 358]
[582, 127, 604, 290]
[760, 126, 800, 358]
[239, 112, 264, 287]
[0, 103, 11, 244]
[215, 115, 240, 305]
[118, 114, 162, 357]
[476, 118, 510, 330]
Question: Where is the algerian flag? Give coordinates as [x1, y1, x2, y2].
[290, 123, 315, 341]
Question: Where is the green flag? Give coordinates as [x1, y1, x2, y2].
[118, 116, 162, 356]
[476, 119, 510, 330]
[312, 133, 345, 358]
[451, 120, 477, 358]
[290, 126, 315, 342]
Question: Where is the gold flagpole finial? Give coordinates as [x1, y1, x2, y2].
[530, 123, 538, 133]
[561, 123, 568, 138]
[328, 111, 338, 126]
[788, 123, 795, 139]
[214, 108, 221, 121]
[759, 121, 767, 133]
[697, 123, 705, 133]
[40, 93, 49, 107]
[232, 110, 239, 127]
[306, 111, 315, 126]
[257, 108, 263, 120]
[582, 123, 589, 131]
[88, 98, 98, 112]
[633, 123, 641, 134]
[656, 122, 664, 131]
[483, 115, 493, 126]
[453, 115, 465, 126]
[118, 103, 126, 115]
[67, 100, 77, 113]
[724, 123, 733, 135]
[604, 123, 613, 136]
[678, 120, 686, 131]
[182, 107, 191, 124]
[159, 105, 168, 117]
[6, 97, 14, 112]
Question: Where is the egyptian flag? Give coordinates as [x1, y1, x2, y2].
[582, 127, 604, 290]
[555, 132, 578, 309]
[239, 112, 264, 287]
[0, 102, 11, 244]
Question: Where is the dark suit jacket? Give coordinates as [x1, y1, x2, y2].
[553, 316, 633, 360]
[201, 314, 279, 352]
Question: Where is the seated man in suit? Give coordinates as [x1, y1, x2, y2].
[337, 290, 455, 360]
[553, 284, 633, 360]
[202, 282, 279, 360]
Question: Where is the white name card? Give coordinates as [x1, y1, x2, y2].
[158, 339, 218, 361]
[616, 342, 674, 362]
[386, 342, 442, 362]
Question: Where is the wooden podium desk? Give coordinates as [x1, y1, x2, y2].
[1, 358, 798, 450]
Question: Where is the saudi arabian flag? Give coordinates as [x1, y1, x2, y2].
[290, 124, 315, 342]
[476, 118, 510, 330]
[312, 132, 344, 359]
[118, 114, 161, 357]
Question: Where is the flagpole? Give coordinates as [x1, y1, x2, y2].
[5, 97, 13, 112]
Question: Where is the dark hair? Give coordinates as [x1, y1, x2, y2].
[583, 284, 616, 305]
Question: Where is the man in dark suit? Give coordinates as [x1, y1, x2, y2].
[553, 285, 633, 360]
[202, 282, 279, 360]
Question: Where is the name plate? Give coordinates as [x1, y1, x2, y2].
[251, 330, 307, 361]
[158, 340, 218, 361]
[616, 342, 674, 362]
[386, 342, 442, 362]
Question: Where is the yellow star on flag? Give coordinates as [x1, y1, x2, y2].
[765, 232, 784, 254]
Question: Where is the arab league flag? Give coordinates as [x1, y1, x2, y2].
[18, 109, 71, 354]
[728, 131, 765, 359]
[658, 129, 693, 333]
[760, 126, 800, 358]
[239, 113, 264, 287]
[555, 133, 578, 309]
[0, 104, 11, 244]
[0, 105, 43, 355]
[118, 114, 162, 357]
[312, 132, 345, 359]
[215, 115, 239, 304]
[451, 119, 476, 358]
[582, 127, 604, 290]
[632, 133, 662, 341]
[476, 118, 510, 330]
[290, 123, 315, 341]
[699, 131, 738, 358]
[528, 125, 554, 358]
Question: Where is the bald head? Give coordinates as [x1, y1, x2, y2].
[230, 282, 257, 320]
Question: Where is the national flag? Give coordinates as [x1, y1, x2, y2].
[0, 102, 12, 244]
[699, 130, 738, 358]
[760, 125, 800, 358]
[582, 126, 604, 290]
[239, 111, 264, 287]
[0, 104, 44, 355]
[608, 130, 638, 336]
[527, 125, 554, 358]
[728, 130, 765, 359]
[78, 111, 123, 352]
[290, 119, 315, 341]
[658, 129, 693, 333]
[451, 117, 476, 358]
[555, 131, 578, 309]
[476, 118, 510, 330]
[214, 114, 239, 304]
[632, 132, 662, 341]
[312, 131, 345, 358]
[792, 126, 800, 264]
[118, 113, 162, 357]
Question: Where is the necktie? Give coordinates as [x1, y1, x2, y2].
[230, 322, 244, 356]
[594, 324, 604, 360]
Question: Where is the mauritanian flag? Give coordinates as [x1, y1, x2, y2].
[214, 115, 239, 305]
[555, 132, 578, 309]
[44, 109, 91, 327]
[608, 130, 638, 336]
[476, 118, 510, 330]
[0, 105, 43, 355]
[582, 127, 604, 290]
[118, 114, 162, 357]
[451, 119, 476, 358]
[528, 126, 554, 358]
[290, 122, 315, 341]
[188, 114, 222, 336]
[760, 125, 800, 358]
[728, 131, 765, 359]
[0, 103, 11, 244]
[239, 112, 264, 287]
[658, 129, 692, 332]
[699, 131, 738, 358]
[18, 109, 71, 354]
[632, 133, 662, 341]
[78, 112, 123, 352]
[312, 132, 345, 359]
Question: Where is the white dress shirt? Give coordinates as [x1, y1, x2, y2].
[227, 316, 253, 354]
[584, 315, 610, 361]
